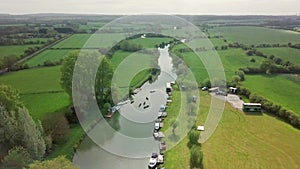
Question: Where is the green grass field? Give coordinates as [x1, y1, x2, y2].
[209, 26, 300, 45]
[0, 66, 70, 120]
[170, 48, 264, 84]
[129, 37, 173, 48]
[242, 74, 300, 114]
[164, 91, 300, 168]
[0, 45, 41, 58]
[21, 92, 70, 120]
[25, 49, 76, 67]
[52, 34, 91, 49]
[258, 47, 300, 66]
[0, 66, 63, 94]
[218, 49, 265, 78]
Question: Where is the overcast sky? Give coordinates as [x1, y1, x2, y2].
[1, 0, 300, 15]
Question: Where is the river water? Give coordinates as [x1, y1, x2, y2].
[73, 47, 177, 169]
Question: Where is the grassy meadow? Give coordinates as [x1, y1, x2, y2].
[25, 49, 76, 67]
[0, 66, 63, 94]
[0, 66, 70, 120]
[0, 45, 41, 58]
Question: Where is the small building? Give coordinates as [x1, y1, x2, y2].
[243, 103, 262, 113]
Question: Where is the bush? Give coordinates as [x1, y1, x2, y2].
[250, 58, 256, 62]
[42, 113, 71, 143]
[3, 146, 33, 169]
[188, 129, 200, 147]
[190, 145, 203, 169]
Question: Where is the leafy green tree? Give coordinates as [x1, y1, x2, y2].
[235, 70, 245, 81]
[61, 51, 113, 106]
[3, 146, 33, 169]
[0, 85, 45, 160]
[188, 129, 200, 145]
[27, 156, 79, 169]
[0, 55, 18, 71]
[61, 52, 78, 97]
[95, 57, 113, 105]
[0, 85, 22, 111]
[190, 145, 203, 169]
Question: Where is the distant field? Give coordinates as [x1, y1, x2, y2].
[217, 49, 265, 78]
[52, 34, 91, 49]
[258, 47, 300, 66]
[79, 22, 106, 31]
[209, 26, 300, 45]
[242, 74, 300, 114]
[129, 37, 173, 48]
[170, 48, 264, 84]
[25, 49, 76, 67]
[0, 45, 40, 58]
[0, 66, 63, 94]
[21, 92, 70, 120]
[165, 92, 300, 168]
[52, 33, 126, 49]
[210, 38, 227, 47]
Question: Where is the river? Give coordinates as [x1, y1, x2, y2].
[73, 47, 177, 169]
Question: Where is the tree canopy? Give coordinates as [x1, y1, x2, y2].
[0, 85, 45, 160]
[27, 156, 79, 169]
[61, 51, 113, 106]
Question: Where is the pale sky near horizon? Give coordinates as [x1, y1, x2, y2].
[1, 0, 300, 15]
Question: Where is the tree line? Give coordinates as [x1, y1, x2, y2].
[237, 86, 300, 129]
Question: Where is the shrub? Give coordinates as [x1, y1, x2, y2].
[3, 146, 33, 169]
[42, 113, 71, 143]
[190, 145, 203, 169]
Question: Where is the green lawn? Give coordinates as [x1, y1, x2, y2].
[25, 49, 76, 67]
[0, 45, 41, 58]
[0, 66, 63, 94]
[258, 47, 300, 66]
[209, 26, 300, 45]
[21, 92, 70, 120]
[242, 74, 300, 114]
